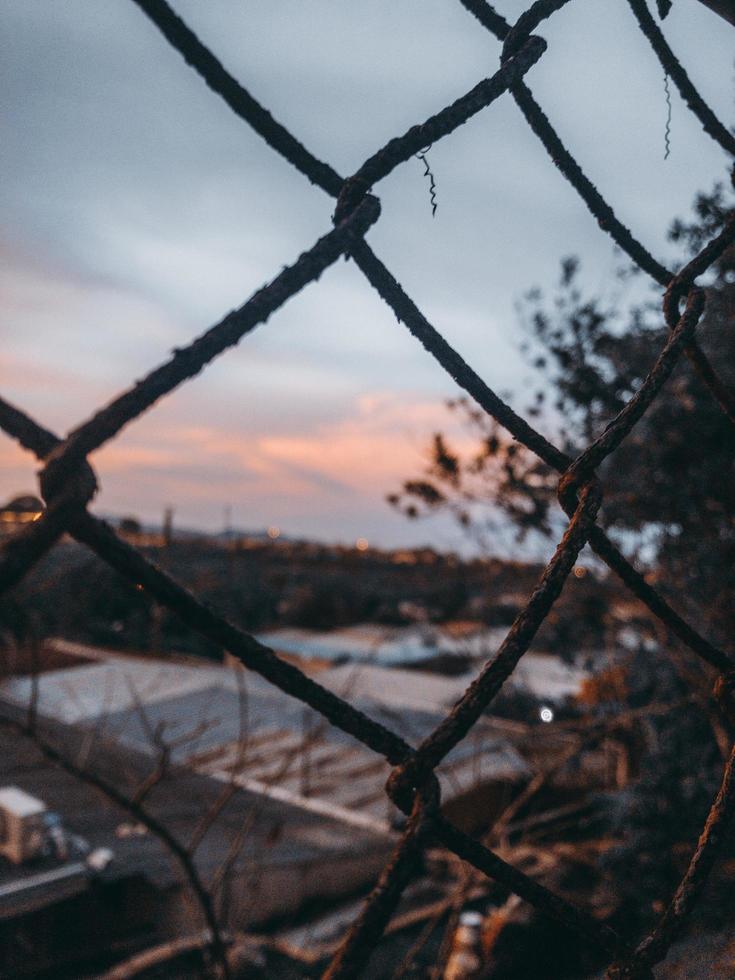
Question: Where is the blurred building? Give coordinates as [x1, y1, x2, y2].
[0, 638, 534, 975]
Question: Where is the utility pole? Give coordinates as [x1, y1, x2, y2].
[163, 506, 174, 550]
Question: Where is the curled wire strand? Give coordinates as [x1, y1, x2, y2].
[416, 144, 438, 216]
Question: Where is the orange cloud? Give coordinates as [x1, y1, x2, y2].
[95, 391, 472, 500]
[1, 391, 472, 540]
[257, 392, 465, 493]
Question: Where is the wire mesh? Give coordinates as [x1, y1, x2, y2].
[2, 1, 734, 976]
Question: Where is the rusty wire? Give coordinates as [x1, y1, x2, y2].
[2, 1, 735, 976]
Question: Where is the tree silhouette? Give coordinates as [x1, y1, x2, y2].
[390, 181, 735, 647]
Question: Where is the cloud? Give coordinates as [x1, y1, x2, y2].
[257, 393, 461, 493]
[2, 0, 731, 548]
[47, 391, 470, 545]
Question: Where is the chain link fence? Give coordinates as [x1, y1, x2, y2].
[2, 1, 735, 976]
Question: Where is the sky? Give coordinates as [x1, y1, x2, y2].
[1, 0, 732, 553]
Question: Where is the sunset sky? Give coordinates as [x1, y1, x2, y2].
[2, 1, 732, 551]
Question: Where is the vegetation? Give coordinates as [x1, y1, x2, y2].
[390, 181, 735, 646]
[390, 182, 735, 937]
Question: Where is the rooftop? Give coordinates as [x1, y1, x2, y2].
[1, 639, 532, 836]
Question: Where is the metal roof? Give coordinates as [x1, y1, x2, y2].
[1, 641, 531, 836]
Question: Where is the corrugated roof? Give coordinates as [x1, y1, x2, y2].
[1, 642, 531, 835]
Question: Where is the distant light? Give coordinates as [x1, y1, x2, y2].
[267, 526, 280, 540]
[459, 910, 483, 928]
[87, 847, 114, 873]
[356, 537, 369, 552]
[573, 566, 587, 579]
[539, 705, 554, 723]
